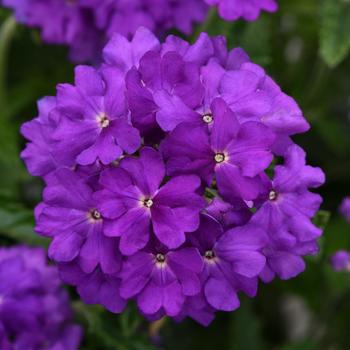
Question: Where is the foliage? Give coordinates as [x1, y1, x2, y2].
[0, 0, 350, 349]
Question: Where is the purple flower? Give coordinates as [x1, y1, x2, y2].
[189, 214, 267, 311]
[340, 197, 350, 223]
[253, 144, 325, 281]
[95, 147, 206, 254]
[204, 0, 278, 21]
[119, 245, 203, 317]
[35, 167, 122, 275]
[53, 65, 140, 166]
[0, 246, 82, 350]
[21, 28, 325, 325]
[161, 98, 275, 201]
[330, 251, 350, 272]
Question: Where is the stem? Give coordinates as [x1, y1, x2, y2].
[0, 16, 16, 117]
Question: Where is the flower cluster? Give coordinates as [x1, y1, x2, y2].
[204, 0, 278, 21]
[0, 246, 82, 350]
[2, 0, 278, 62]
[21, 28, 325, 325]
[2, 0, 207, 61]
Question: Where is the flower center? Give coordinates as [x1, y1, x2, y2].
[204, 250, 215, 260]
[156, 253, 166, 263]
[97, 113, 110, 128]
[214, 153, 226, 163]
[202, 113, 213, 124]
[90, 209, 102, 221]
[143, 199, 154, 208]
[269, 190, 278, 201]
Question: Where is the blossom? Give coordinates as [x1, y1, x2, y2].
[35, 167, 122, 275]
[204, 0, 278, 21]
[95, 147, 205, 254]
[188, 214, 267, 311]
[53, 66, 140, 166]
[340, 197, 350, 223]
[330, 251, 350, 272]
[0, 246, 82, 350]
[253, 144, 325, 281]
[119, 245, 203, 316]
[21, 28, 325, 325]
[161, 98, 275, 201]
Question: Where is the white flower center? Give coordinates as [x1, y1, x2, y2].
[97, 113, 110, 128]
[202, 113, 213, 124]
[144, 199, 154, 208]
[90, 209, 102, 221]
[204, 250, 215, 260]
[269, 190, 278, 201]
[214, 153, 226, 164]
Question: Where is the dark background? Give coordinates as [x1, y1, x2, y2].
[0, 0, 350, 349]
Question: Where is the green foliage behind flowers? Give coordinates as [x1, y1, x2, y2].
[0, 0, 350, 349]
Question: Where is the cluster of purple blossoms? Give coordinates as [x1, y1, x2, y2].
[0, 246, 82, 350]
[2, 0, 278, 61]
[1, 0, 207, 61]
[21, 28, 325, 325]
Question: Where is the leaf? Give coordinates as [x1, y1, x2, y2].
[0, 195, 48, 246]
[319, 0, 350, 67]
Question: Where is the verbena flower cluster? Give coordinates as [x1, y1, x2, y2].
[0, 246, 82, 350]
[21, 28, 325, 325]
[2, 0, 207, 61]
[2, 0, 277, 61]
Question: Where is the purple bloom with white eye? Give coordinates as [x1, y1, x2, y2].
[119, 245, 203, 317]
[53, 65, 140, 166]
[330, 251, 350, 272]
[204, 0, 278, 21]
[189, 214, 267, 311]
[161, 98, 275, 200]
[252, 144, 325, 281]
[95, 147, 206, 254]
[35, 168, 122, 275]
[0, 246, 82, 350]
[340, 197, 350, 223]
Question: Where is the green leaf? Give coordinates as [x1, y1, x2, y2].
[319, 0, 350, 67]
[0, 196, 48, 246]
